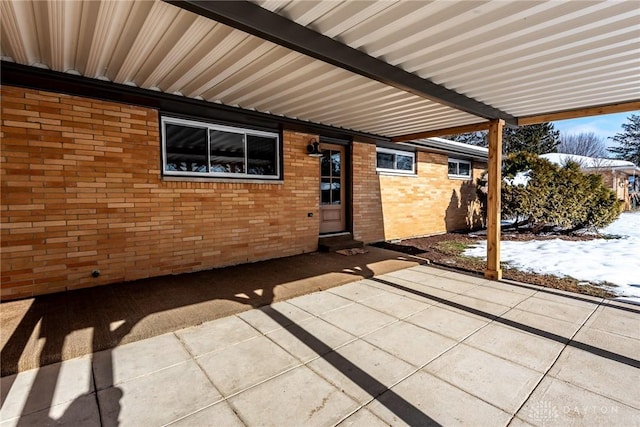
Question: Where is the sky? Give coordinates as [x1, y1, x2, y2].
[551, 111, 638, 149]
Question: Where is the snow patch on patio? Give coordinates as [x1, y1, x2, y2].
[464, 211, 640, 303]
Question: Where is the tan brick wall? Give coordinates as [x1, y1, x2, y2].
[376, 151, 486, 241]
[611, 171, 628, 205]
[1, 86, 320, 300]
[351, 142, 385, 243]
[598, 170, 615, 188]
[596, 170, 629, 208]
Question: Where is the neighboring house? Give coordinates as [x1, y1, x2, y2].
[541, 153, 640, 211]
[1, 82, 486, 300]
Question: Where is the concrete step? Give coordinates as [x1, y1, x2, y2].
[318, 234, 364, 252]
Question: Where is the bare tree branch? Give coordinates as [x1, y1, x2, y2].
[558, 132, 607, 157]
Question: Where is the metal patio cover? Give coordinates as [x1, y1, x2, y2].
[1, 0, 639, 139]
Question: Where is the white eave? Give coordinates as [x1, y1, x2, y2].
[604, 165, 640, 175]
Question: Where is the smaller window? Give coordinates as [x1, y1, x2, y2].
[376, 148, 415, 174]
[448, 158, 472, 179]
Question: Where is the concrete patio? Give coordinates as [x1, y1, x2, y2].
[1, 264, 639, 426]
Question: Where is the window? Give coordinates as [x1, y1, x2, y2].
[448, 158, 472, 179]
[376, 147, 415, 174]
[162, 116, 280, 179]
[321, 148, 342, 205]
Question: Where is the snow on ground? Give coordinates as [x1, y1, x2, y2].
[464, 211, 640, 303]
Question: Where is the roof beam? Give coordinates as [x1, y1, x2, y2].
[518, 100, 640, 126]
[391, 122, 491, 142]
[164, 0, 517, 126]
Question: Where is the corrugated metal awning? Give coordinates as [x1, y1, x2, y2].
[1, 0, 638, 138]
[255, 0, 639, 119]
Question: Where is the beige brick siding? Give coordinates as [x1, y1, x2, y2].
[352, 143, 486, 242]
[351, 142, 385, 243]
[593, 170, 630, 210]
[1, 86, 320, 300]
[2, 86, 487, 300]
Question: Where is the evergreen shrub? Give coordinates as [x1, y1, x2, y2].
[499, 152, 621, 232]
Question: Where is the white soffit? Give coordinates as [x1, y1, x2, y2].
[0, 0, 482, 137]
[256, 0, 640, 118]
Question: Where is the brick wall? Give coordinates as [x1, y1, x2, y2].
[376, 151, 486, 241]
[351, 142, 385, 243]
[585, 169, 630, 211]
[596, 170, 629, 209]
[1, 86, 320, 300]
[1, 85, 489, 299]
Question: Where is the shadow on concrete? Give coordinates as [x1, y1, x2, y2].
[0, 247, 422, 425]
[266, 307, 439, 426]
[372, 277, 640, 369]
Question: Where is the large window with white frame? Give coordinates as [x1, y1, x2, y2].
[161, 116, 280, 179]
[448, 158, 472, 179]
[376, 147, 415, 174]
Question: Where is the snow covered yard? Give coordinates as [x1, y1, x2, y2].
[464, 211, 640, 303]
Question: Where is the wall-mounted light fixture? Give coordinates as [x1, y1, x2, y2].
[307, 139, 323, 157]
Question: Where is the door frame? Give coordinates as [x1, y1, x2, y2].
[319, 136, 352, 235]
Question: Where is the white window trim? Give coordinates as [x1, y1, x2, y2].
[161, 116, 281, 180]
[448, 158, 472, 179]
[376, 147, 416, 175]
